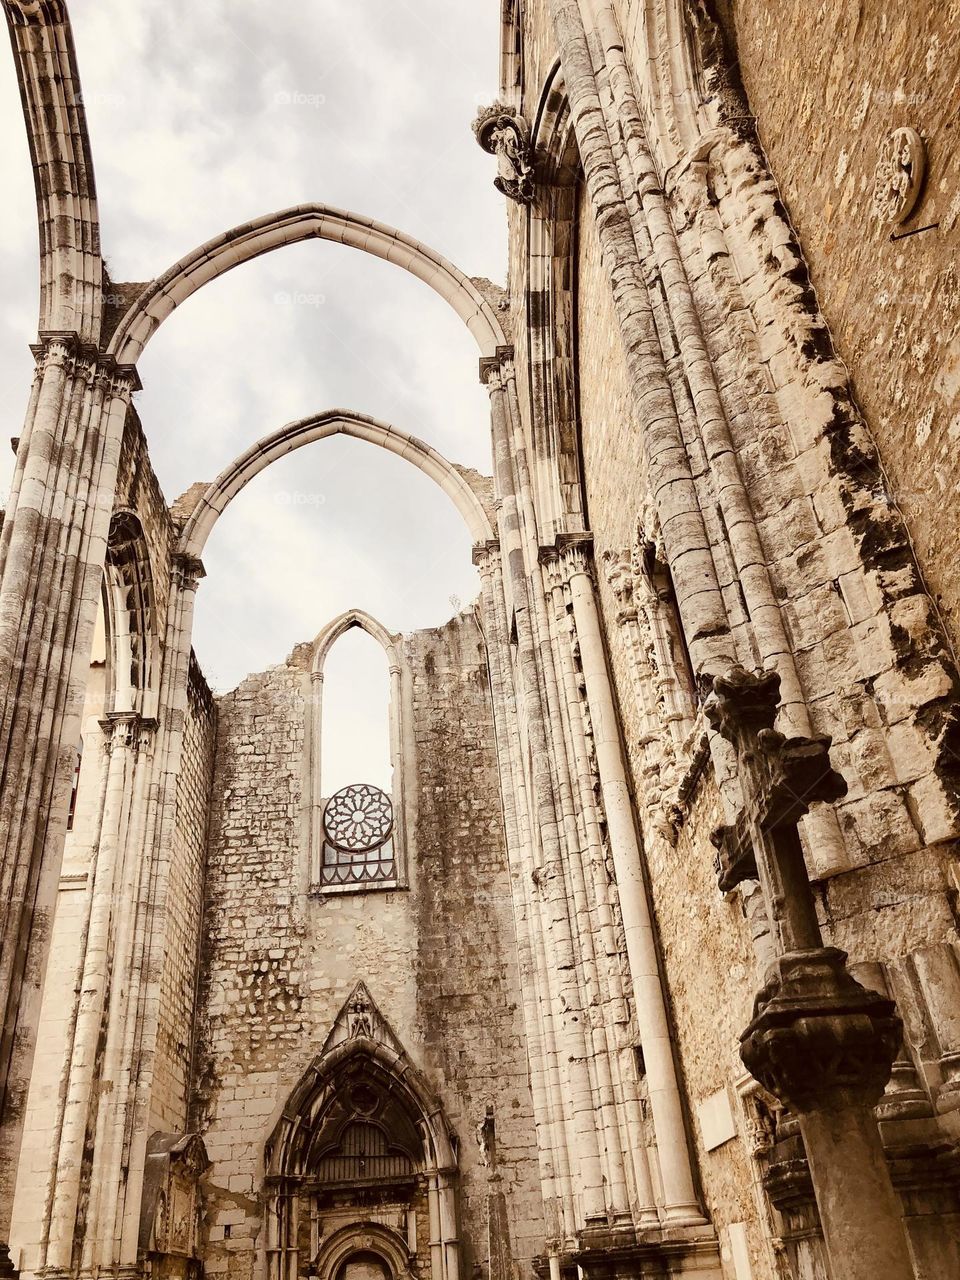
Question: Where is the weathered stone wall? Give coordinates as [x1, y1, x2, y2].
[7, 657, 108, 1275]
[150, 656, 216, 1134]
[500, 3, 960, 1273]
[405, 619, 544, 1272]
[193, 612, 543, 1278]
[706, 2, 960, 649]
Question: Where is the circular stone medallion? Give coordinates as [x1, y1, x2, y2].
[323, 783, 394, 853]
[872, 127, 926, 224]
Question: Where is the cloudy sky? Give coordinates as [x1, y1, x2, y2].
[0, 3, 507, 789]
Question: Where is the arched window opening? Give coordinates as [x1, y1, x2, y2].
[641, 539, 699, 715]
[500, 0, 525, 103]
[320, 628, 392, 796]
[102, 510, 156, 717]
[525, 74, 586, 538]
[66, 741, 83, 833]
[310, 615, 405, 892]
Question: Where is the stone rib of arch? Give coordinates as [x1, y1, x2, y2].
[5, 0, 103, 342]
[176, 409, 494, 561]
[108, 203, 507, 364]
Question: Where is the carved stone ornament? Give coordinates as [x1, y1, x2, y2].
[321, 980, 405, 1057]
[740, 948, 902, 1114]
[139, 1132, 210, 1260]
[871, 126, 926, 224]
[472, 102, 534, 204]
[7, 0, 44, 18]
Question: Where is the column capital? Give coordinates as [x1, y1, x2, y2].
[98, 711, 158, 750]
[478, 344, 516, 386]
[172, 553, 206, 591]
[472, 537, 501, 569]
[29, 331, 142, 391]
[538, 531, 594, 578]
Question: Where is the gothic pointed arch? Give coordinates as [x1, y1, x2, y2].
[107, 204, 507, 365]
[102, 509, 158, 718]
[264, 985, 459, 1280]
[521, 59, 586, 539]
[176, 409, 493, 563]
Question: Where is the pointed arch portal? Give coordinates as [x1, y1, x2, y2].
[264, 986, 460, 1280]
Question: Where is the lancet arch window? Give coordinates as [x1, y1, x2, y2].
[66, 512, 156, 838]
[308, 612, 406, 893]
[500, 0, 525, 106]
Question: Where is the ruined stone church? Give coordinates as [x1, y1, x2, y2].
[1, 2, 959, 1279]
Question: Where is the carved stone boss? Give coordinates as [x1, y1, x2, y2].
[706, 666, 914, 1280]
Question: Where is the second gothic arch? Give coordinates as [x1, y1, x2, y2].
[176, 409, 494, 563]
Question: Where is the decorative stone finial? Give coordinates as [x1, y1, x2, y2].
[472, 102, 534, 204]
[871, 127, 926, 224]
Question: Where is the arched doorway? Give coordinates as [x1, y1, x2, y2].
[265, 989, 459, 1280]
[337, 1250, 392, 1280]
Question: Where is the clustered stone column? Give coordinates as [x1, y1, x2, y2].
[479, 348, 708, 1250]
[706, 665, 915, 1280]
[0, 333, 138, 1274]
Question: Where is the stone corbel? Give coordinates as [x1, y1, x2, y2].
[472, 102, 535, 204]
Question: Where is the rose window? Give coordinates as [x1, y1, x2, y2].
[323, 784, 394, 855]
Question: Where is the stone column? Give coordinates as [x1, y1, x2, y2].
[44, 710, 156, 1272]
[563, 535, 703, 1225]
[0, 334, 137, 1258]
[707, 666, 915, 1280]
[80, 553, 204, 1272]
[309, 667, 324, 877]
[482, 357, 607, 1230]
[475, 541, 571, 1236]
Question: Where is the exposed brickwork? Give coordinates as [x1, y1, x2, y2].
[406, 620, 544, 1273]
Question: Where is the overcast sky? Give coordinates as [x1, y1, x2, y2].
[0, 3, 506, 788]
